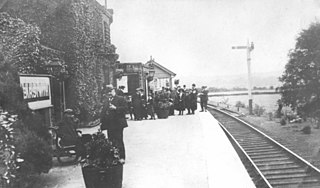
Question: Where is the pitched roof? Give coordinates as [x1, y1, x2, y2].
[145, 60, 176, 76]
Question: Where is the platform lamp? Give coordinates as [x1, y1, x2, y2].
[148, 69, 155, 79]
[149, 65, 156, 93]
[144, 68, 155, 99]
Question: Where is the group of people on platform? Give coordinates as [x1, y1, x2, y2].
[114, 84, 209, 121]
[55, 83, 209, 165]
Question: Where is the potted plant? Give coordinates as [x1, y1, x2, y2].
[81, 130, 123, 188]
[156, 101, 171, 119]
[155, 90, 172, 119]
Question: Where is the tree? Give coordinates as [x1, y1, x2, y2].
[279, 22, 320, 119]
[0, 53, 53, 187]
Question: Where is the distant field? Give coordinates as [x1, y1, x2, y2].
[209, 89, 278, 96]
[209, 93, 281, 112]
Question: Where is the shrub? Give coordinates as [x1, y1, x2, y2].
[280, 118, 287, 125]
[14, 127, 53, 187]
[235, 101, 246, 108]
[235, 101, 246, 111]
[21, 111, 52, 143]
[0, 52, 53, 187]
[0, 111, 22, 187]
[301, 126, 311, 134]
[253, 104, 265, 116]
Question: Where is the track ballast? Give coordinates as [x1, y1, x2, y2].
[208, 105, 320, 188]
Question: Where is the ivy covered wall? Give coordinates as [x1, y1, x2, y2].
[1, 0, 118, 121]
[0, 12, 43, 74]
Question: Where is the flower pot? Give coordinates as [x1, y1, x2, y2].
[82, 165, 123, 188]
[157, 108, 169, 119]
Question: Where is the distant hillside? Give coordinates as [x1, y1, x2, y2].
[178, 71, 283, 89]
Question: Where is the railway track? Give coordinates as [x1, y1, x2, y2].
[207, 105, 320, 188]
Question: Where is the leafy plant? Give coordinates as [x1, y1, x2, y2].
[0, 110, 22, 186]
[1, 114, 53, 187]
[0, 12, 43, 74]
[2, 1, 118, 122]
[82, 131, 121, 169]
[0, 51, 53, 186]
[157, 101, 171, 110]
[301, 126, 311, 134]
[279, 22, 320, 119]
[235, 101, 246, 108]
[0, 55, 27, 114]
[235, 101, 245, 111]
[14, 128, 53, 174]
[280, 118, 287, 125]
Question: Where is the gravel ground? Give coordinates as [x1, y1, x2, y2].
[208, 100, 320, 169]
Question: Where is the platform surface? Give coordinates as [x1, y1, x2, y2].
[121, 109, 255, 188]
[36, 107, 256, 188]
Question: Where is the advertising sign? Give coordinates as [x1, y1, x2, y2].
[152, 77, 169, 91]
[117, 75, 128, 93]
[19, 75, 52, 110]
[158, 78, 170, 89]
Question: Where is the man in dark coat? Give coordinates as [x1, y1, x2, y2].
[185, 89, 192, 114]
[116, 85, 125, 96]
[199, 86, 209, 112]
[169, 88, 176, 115]
[57, 109, 85, 158]
[141, 94, 148, 120]
[132, 88, 143, 120]
[190, 84, 198, 114]
[147, 93, 156, 119]
[100, 84, 128, 162]
[126, 95, 134, 120]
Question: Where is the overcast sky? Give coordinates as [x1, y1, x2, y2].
[97, 0, 320, 86]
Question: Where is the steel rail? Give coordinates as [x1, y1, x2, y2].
[218, 120, 272, 188]
[207, 104, 320, 187]
[209, 104, 320, 174]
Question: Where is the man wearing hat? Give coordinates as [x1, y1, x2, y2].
[57, 109, 85, 158]
[199, 86, 209, 112]
[100, 84, 128, 162]
[117, 85, 125, 96]
[132, 88, 143, 120]
[189, 84, 198, 114]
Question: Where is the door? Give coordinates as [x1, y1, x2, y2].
[127, 74, 140, 95]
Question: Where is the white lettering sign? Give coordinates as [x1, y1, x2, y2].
[19, 75, 52, 110]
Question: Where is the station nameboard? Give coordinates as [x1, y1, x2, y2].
[118, 63, 142, 73]
[19, 75, 52, 110]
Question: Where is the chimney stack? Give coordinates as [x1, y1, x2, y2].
[105, 0, 107, 9]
